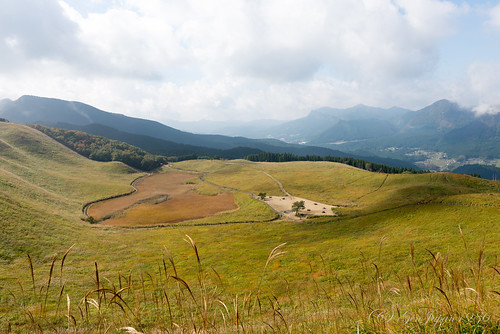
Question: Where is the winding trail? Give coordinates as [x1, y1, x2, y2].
[356, 174, 389, 200]
[167, 164, 284, 218]
[259, 170, 290, 196]
[82, 174, 149, 217]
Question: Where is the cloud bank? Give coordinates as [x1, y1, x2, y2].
[1, 0, 499, 121]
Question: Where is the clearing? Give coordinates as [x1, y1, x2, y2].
[263, 195, 335, 220]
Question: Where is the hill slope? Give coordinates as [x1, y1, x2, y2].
[1, 123, 499, 332]
[0, 122, 141, 261]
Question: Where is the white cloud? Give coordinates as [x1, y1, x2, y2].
[486, 3, 500, 32]
[55, 0, 461, 83]
[0, 0, 80, 71]
[0, 0, 476, 121]
[468, 62, 500, 114]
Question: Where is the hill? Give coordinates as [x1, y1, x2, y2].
[0, 122, 142, 261]
[0, 122, 499, 332]
[452, 164, 500, 180]
[30, 124, 168, 170]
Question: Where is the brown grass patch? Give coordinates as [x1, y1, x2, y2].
[102, 191, 237, 226]
[87, 172, 238, 226]
[87, 172, 197, 219]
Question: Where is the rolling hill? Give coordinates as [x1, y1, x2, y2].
[0, 122, 499, 332]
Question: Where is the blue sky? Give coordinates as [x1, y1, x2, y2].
[1, 0, 500, 122]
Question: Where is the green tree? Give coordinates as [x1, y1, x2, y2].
[291, 200, 305, 217]
[258, 192, 267, 200]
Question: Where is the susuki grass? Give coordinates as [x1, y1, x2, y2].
[3, 234, 499, 333]
[1, 124, 500, 333]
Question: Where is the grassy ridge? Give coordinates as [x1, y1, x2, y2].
[0, 123, 142, 262]
[1, 123, 499, 332]
[176, 160, 499, 216]
[30, 124, 167, 171]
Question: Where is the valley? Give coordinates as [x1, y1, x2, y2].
[400, 148, 499, 172]
[3, 1, 500, 332]
[1, 122, 499, 333]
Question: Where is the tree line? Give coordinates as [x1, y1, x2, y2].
[30, 125, 167, 171]
[245, 152, 426, 174]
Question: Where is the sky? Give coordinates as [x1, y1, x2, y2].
[1, 0, 500, 122]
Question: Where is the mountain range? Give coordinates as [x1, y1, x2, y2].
[1, 95, 499, 176]
[171, 100, 499, 168]
[0, 95, 418, 169]
[186, 100, 498, 158]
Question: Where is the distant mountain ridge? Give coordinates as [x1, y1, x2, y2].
[0, 95, 343, 155]
[164, 99, 500, 174]
[0, 95, 419, 169]
[5, 95, 496, 171]
[232, 99, 498, 162]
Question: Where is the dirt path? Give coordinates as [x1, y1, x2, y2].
[82, 174, 149, 217]
[356, 174, 389, 200]
[259, 170, 290, 196]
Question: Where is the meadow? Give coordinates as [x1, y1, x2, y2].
[1, 123, 499, 333]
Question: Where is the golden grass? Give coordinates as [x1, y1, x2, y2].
[103, 191, 237, 226]
[194, 160, 500, 217]
[88, 172, 197, 220]
[1, 126, 499, 332]
[7, 235, 500, 333]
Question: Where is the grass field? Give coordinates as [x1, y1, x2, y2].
[102, 191, 237, 226]
[1, 123, 499, 333]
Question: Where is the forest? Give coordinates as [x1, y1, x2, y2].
[30, 124, 167, 171]
[245, 152, 426, 174]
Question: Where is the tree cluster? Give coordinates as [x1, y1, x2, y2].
[245, 152, 425, 174]
[30, 124, 167, 171]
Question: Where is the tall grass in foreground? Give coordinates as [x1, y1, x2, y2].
[2, 234, 499, 333]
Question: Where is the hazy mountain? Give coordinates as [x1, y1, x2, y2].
[452, 164, 500, 180]
[309, 100, 499, 161]
[437, 113, 500, 158]
[403, 99, 475, 131]
[239, 104, 412, 144]
[226, 100, 487, 156]
[0, 95, 351, 158]
[165, 119, 286, 138]
[314, 119, 398, 144]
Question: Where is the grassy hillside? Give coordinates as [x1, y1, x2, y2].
[1, 123, 499, 333]
[0, 123, 143, 262]
[30, 124, 168, 171]
[174, 159, 499, 216]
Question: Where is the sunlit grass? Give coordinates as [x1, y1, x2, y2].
[1, 123, 499, 332]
